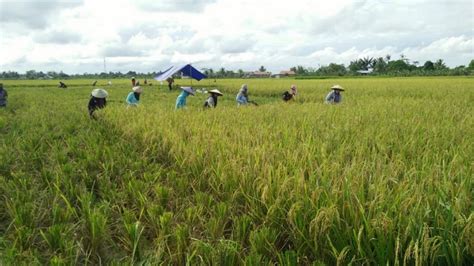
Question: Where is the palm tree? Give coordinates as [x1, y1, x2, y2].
[361, 57, 375, 69]
[219, 67, 225, 78]
[434, 59, 447, 70]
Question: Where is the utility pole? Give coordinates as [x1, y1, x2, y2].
[103, 57, 107, 73]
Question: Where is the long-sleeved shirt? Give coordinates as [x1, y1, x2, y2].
[325, 90, 342, 104]
[236, 92, 248, 106]
[0, 89, 7, 107]
[88, 97, 106, 117]
[176, 91, 190, 109]
[126, 92, 139, 106]
[204, 95, 218, 108]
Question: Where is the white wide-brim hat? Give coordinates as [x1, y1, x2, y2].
[91, 88, 108, 98]
[209, 89, 223, 96]
[181, 86, 195, 95]
[132, 86, 143, 93]
[331, 85, 345, 91]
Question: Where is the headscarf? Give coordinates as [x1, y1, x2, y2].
[290, 84, 297, 95]
[134, 92, 140, 100]
[239, 84, 248, 95]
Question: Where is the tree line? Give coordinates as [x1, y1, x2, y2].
[1, 57, 473, 79]
[291, 56, 474, 77]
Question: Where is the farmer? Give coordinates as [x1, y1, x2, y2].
[0, 83, 8, 108]
[126, 86, 143, 107]
[325, 85, 344, 104]
[58, 81, 67, 88]
[88, 88, 108, 119]
[204, 89, 223, 108]
[236, 84, 249, 106]
[176, 86, 195, 109]
[282, 84, 297, 102]
[166, 77, 174, 91]
[131, 77, 136, 87]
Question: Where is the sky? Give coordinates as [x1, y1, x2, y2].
[0, 0, 473, 74]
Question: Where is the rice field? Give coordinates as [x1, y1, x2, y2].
[0, 77, 473, 265]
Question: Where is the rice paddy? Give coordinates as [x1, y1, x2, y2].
[0, 77, 473, 265]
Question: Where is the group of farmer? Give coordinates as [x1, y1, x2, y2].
[86, 78, 344, 119]
[0, 80, 344, 116]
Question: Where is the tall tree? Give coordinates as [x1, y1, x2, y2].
[258, 66, 266, 72]
[361, 57, 375, 69]
[219, 67, 226, 78]
[423, 61, 435, 71]
[434, 59, 447, 70]
[295, 65, 307, 75]
[468, 59, 474, 70]
[373, 57, 387, 73]
[387, 60, 410, 72]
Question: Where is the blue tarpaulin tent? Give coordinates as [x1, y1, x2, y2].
[154, 64, 207, 81]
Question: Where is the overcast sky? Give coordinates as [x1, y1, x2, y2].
[0, 0, 473, 74]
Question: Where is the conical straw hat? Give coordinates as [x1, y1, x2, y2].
[181, 86, 195, 95]
[91, 88, 108, 98]
[209, 89, 223, 96]
[331, 85, 345, 91]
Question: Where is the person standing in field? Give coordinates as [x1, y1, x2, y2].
[176, 86, 195, 109]
[0, 83, 8, 108]
[88, 88, 108, 119]
[282, 84, 297, 102]
[204, 89, 223, 108]
[325, 85, 344, 104]
[236, 84, 249, 106]
[166, 77, 174, 91]
[131, 77, 136, 87]
[126, 86, 143, 107]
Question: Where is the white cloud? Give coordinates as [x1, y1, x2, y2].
[0, 0, 472, 73]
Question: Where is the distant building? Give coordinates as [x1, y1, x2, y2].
[356, 69, 373, 75]
[273, 70, 296, 78]
[244, 71, 272, 78]
[279, 70, 296, 77]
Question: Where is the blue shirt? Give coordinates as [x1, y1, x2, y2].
[236, 92, 248, 105]
[126, 92, 139, 106]
[176, 91, 190, 109]
[325, 90, 342, 103]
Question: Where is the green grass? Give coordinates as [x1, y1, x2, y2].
[0, 77, 473, 265]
